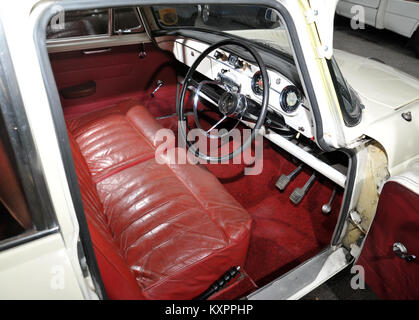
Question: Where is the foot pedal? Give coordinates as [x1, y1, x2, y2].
[276, 164, 303, 191]
[290, 172, 317, 205]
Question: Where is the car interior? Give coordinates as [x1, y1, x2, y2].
[38, 5, 352, 300]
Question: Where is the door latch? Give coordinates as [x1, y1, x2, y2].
[151, 80, 163, 97]
[138, 43, 147, 59]
[393, 242, 416, 262]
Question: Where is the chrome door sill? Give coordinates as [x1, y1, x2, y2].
[247, 246, 350, 300]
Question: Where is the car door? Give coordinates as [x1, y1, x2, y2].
[47, 7, 178, 118]
[357, 166, 419, 299]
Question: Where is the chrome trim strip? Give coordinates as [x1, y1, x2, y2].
[248, 246, 349, 300]
[47, 33, 151, 53]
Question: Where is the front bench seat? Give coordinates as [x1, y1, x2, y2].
[65, 99, 252, 299]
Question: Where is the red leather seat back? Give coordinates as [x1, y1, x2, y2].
[66, 100, 252, 299]
[67, 132, 145, 299]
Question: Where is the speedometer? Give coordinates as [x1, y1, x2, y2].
[251, 71, 264, 96]
[280, 86, 301, 113]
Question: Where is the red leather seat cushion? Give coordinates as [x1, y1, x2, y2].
[66, 99, 252, 299]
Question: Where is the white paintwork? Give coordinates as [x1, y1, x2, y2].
[0, 0, 417, 301]
[0, 234, 86, 299]
[0, 0, 95, 299]
[389, 159, 419, 195]
[306, 0, 339, 59]
[333, 49, 419, 175]
[167, 37, 315, 139]
[337, 0, 419, 38]
[333, 49, 419, 176]
[335, 49, 419, 110]
[162, 34, 419, 177]
[364, 99, 419, 176]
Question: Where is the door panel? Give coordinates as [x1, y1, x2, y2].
[49, 43, 178, 117]
[358, 181, 419, 299]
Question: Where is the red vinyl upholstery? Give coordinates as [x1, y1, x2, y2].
[66, 99, 252, 299]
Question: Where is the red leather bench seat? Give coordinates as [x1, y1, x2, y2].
[66, 99, 252, 299]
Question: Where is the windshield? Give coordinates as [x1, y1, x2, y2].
[149, 4, 293, 56]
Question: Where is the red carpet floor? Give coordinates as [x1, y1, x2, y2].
[204, 140, 343, 291]
[157, 110, 343, 297]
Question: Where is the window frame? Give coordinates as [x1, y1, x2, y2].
[0, 19, 59, 252]
[46, 7, 145, 44]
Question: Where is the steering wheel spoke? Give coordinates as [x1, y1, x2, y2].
[178, 39, 270, 162]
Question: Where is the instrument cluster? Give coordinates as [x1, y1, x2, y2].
[171, 39, 315, 139]
[210, 50, 314, 139]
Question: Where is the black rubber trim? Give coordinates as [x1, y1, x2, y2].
[0, 20, 58, 236]
[33, 3, 107, 300]
[326, 58, 362, 127]
[0, 228, 59, 253]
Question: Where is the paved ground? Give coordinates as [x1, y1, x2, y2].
[334, 16, 419, 79]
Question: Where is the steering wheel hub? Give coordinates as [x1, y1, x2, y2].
[218, 92, 247, 117]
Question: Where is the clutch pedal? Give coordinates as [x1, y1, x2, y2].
[276, 164, 303, 191]
[290, 172, 317, 205]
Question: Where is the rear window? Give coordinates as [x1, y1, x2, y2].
[46, 7, 143, 40]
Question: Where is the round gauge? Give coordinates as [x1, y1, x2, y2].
[251, 71, 264, 96]
[280, 86, 302, 113]
[228, 54, 238, 66]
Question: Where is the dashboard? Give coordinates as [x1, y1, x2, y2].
[162, 37, 315, 140]
[156, 36, 347, 189]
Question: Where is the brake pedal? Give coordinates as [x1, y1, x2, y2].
[276, 164, 304, 191]
[290, 172, 317, 205]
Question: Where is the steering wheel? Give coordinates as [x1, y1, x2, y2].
[178, 39, 270, 162]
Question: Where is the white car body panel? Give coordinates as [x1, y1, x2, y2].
[0, 0, 96, 299]
[0, 234, 85, 299]
[334, 49, 419, 110]
[0, 0, 417, 300]
[337, 0, 419, 38]
[305, 0, 339, 59]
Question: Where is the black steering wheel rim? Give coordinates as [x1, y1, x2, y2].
[178, 38, 270, 162]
